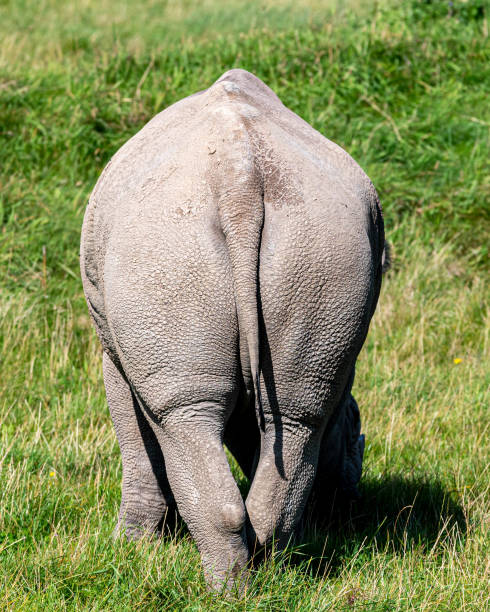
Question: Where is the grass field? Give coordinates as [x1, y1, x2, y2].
[1, 0, 489, 609]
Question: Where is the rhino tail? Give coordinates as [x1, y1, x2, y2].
[216, 149, 264, 412]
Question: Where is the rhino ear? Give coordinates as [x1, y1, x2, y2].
[339, 400, 365, 500]
[358, 433, 365, 463]
[382, 240, 392, 273]
[340, 436, 365, 500]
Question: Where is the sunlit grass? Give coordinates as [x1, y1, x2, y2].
[0, 0, 372, 69]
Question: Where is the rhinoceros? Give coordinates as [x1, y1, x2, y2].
[80, 69, 386, 590]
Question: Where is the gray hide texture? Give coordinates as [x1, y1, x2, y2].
[80, 69, 386, 591]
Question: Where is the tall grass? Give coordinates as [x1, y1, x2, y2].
[0, 0, 489, 609]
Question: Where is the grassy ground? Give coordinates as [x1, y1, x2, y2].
[0, 0, 489, 609]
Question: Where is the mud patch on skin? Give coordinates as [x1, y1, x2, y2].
[173, 199, 204, 218]
[249, 127, 303, 212]
[206, 77, 303, 213]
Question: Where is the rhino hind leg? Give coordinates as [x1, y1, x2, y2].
[156, 403, 249, 592]
[103, 352, 175, 539]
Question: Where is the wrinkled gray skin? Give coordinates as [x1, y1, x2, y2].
[80, 69, 385, 591]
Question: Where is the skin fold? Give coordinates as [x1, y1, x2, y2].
[80, 69, 385, 591]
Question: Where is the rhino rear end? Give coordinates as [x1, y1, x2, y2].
[80, 69, 385, 592]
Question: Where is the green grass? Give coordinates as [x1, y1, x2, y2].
[0, 0, 489, 609]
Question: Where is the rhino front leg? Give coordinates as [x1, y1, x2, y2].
[159, 405, 249, 592]
[103, 352, 174, 538]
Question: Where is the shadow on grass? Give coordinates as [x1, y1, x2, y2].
[294, 473, 467, 577]
[156, 471, 465, 583]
